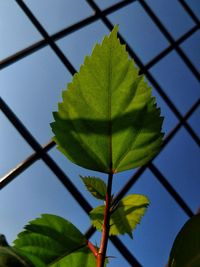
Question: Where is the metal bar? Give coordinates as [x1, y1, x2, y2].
[0, 140, 54, 188]
[110, 236, 142, 267]
[145, 24, 199, 70]
[139, 0, 200, 82]
[0, 1, 198, 75]
[179, 0, 200, 25]
[0, 0, 136, 70]
[15, 0, 76, 75]
[149, 163, 194, 217]
[0, 97, 92, 214]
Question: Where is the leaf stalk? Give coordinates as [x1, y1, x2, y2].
[87, 240, 98, 258]
[97, 172, 113, 267]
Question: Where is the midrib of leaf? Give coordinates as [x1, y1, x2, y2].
[108, 35, 145, 172]
[108, 40, 113, 172]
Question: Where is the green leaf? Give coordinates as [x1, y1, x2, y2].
[90, 194, 149, 238]
[80, 176, 107, 200]
[168, 214, 200, 267]
[0, 235, 34, 267]
[49, 246, 96, 267]
[0, 247, 36, 267]
[13, 214, 94, 267]
[51, 25, 164, 173]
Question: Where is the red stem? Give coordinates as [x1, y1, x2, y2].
[97, 172, 113, 267]
[87, 240, 98, 258]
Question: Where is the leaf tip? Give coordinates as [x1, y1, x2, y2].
[109, 24, 119, 40]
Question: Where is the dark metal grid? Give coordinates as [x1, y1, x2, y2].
[0, 0, 200, 266]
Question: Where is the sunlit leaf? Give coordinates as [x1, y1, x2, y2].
[80, 176, 107, 200]
[13, 214, 95, 267]
[51, 25, 164, 173]
[90, 194, 149, 238]
[168, 214, 200, 267]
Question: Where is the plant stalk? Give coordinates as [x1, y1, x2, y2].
[87, 240, 98, 258]
[97, 172, 113, 267]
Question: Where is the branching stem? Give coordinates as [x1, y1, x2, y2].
[87, 240, 98, 258]
[97, 172, 113, 267]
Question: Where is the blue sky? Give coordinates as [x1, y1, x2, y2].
[0, 1, 200, 266]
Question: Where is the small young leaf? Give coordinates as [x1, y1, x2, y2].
[80, 176, 107, 200]
[13, 214, 88, 266]
[51, 25, 164, 173]
[168, 214, 200, 267]
[90, 194, 149, 238]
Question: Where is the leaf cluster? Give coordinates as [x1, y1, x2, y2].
[0, 26, 165, 267]
[9, 177, 149, 267]
[81, 176, 149, 238]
